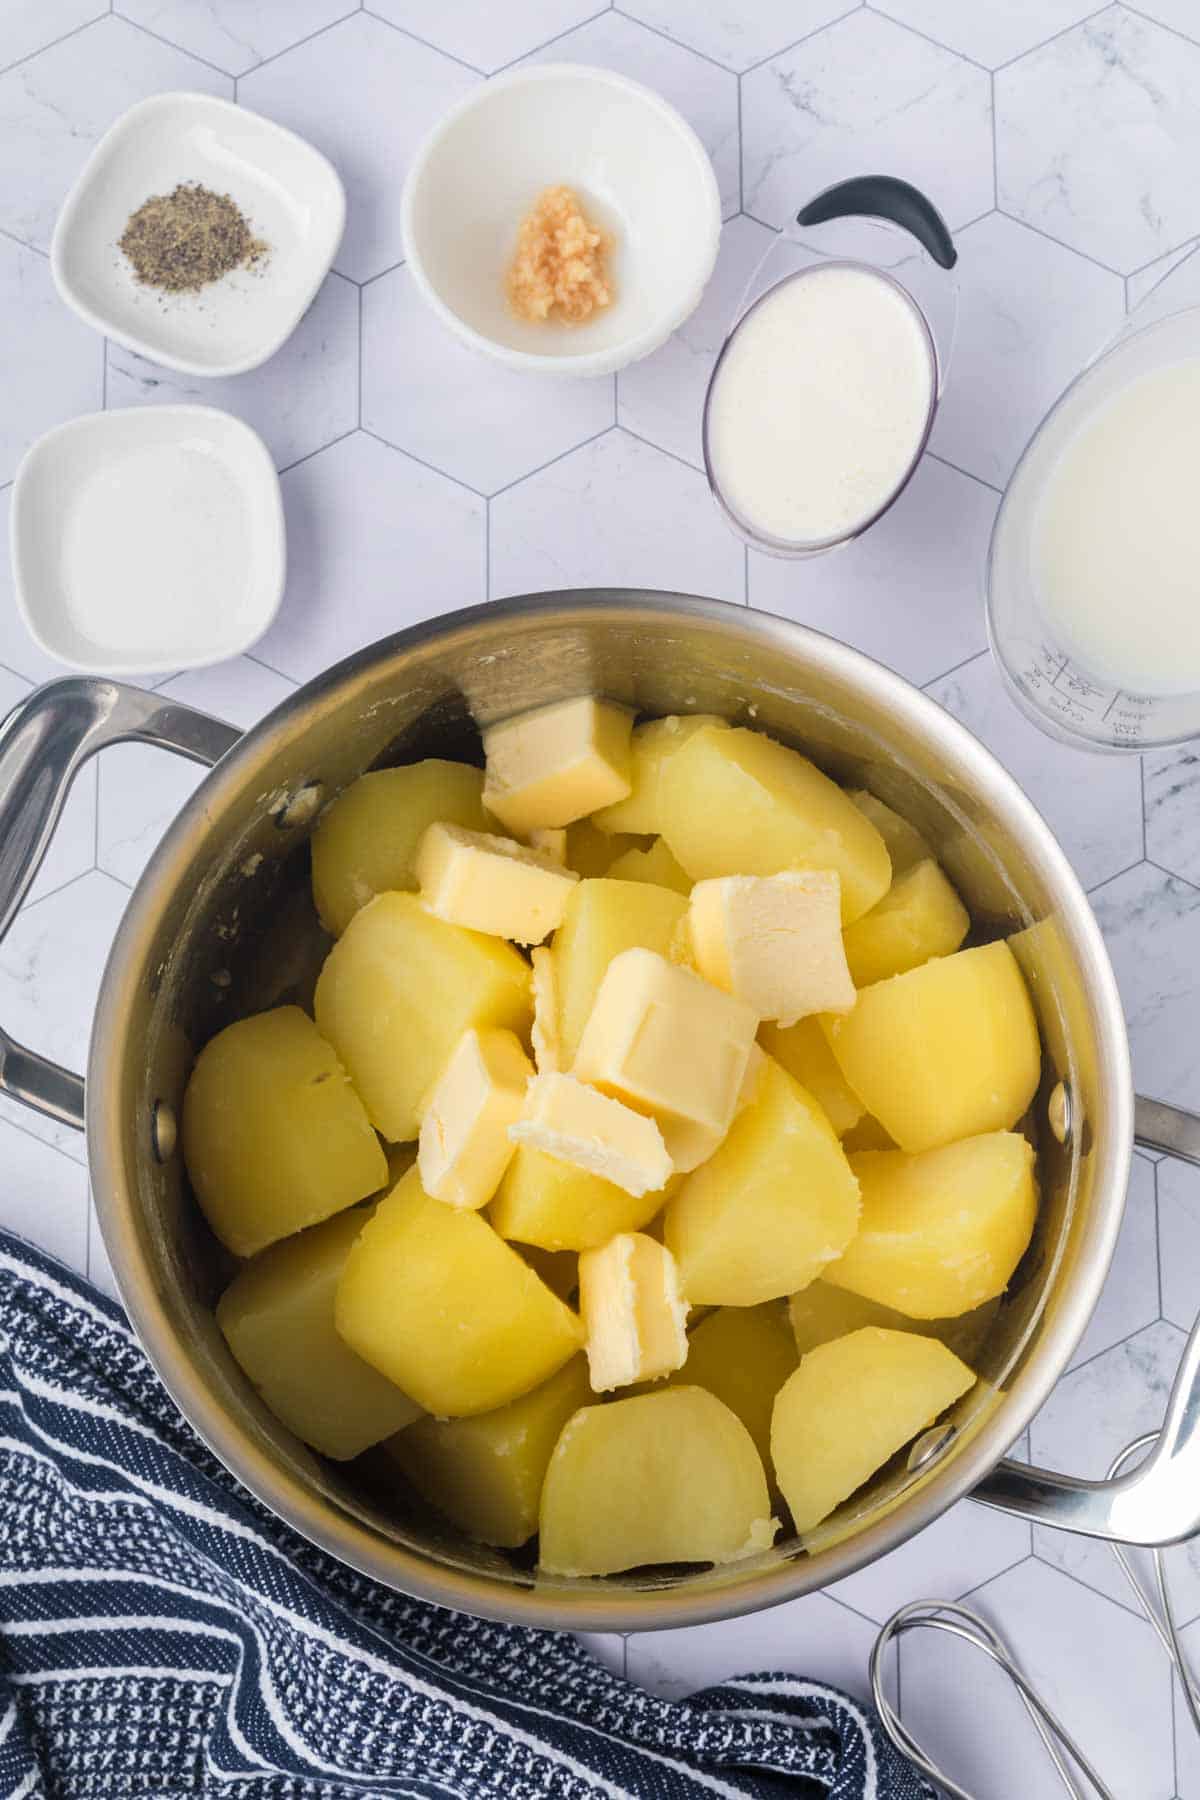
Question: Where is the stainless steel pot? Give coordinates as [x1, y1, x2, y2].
[3, 590, 1200, 1633]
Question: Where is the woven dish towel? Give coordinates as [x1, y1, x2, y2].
[0, 1229, 931, 1799]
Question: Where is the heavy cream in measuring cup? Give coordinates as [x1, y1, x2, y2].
[1032, 358, 1200, 698]
[705, 264, 935, 550]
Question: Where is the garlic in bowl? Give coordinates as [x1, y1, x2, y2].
[401, 64, 721, 378]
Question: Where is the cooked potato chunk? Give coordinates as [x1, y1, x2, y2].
[658, 726, 891, 923]
[592, 714, 730, 835]
[788, 1281, 1000, 1367]
[759, 1016, 864, 1137]
[825, 1133, 1037, 1318]
[182, 1005, 386, 1259]
[846, 790, 932, 876]
[314, 892, 531, 1143]
[491, 1145, 668, 1251]
[663, 1303, 797, 1473]
[335, 1168, 583, 1416]
[217, 1207, 419, 1460]
[772, 1328, 975, 1533]
[841, 859, 969, 988]
[384, 1356, 591, 1547]
[563, 820, 640, 878]
[551, 878, 687, 1066]
[311, 761, 490, 937]
[664, 1055, 860, 1306]
[821, 942, 1041, 1153]
[539, 1387, 776, 1575]
[604, 837, 691, 894]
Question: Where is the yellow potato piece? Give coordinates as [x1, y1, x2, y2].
[772, 1327, 975, 1533]
[664, 1055, 860, 1306]
[758, 1016, 865, 1138]
[311, 760, 490, 937]
[788, 1281, 1000, 1367]
[841, 859, 969, 989]
[592, 714, 730, 835]
[662, 1303, 797, 1474]
[840, 1113, 895, 1153]
[217, 1207, 419, 1461]
[821, 942, 1041, 1153]
[335, 1168, 583, 1416]
[604, 837, 691, 895]
[491, 1145, 669, 1251]
[846, 790, 933, 876]
[657, 726, 891, 923]
[825, 1132, 1037, 1319]
[314, 892, 531, 1143]
[539, 1386, 776, 1576]
[551, 878, 687, 1067]
[384, 1355, 591, 1548]
[563, 820, 641, 878]
[182, 1005, 386, 1259]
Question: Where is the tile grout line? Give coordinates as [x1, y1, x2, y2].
[359, 6, 486, 76]
[865, 4, 992, 75]
[920, 646, 989, 693]
[0, 10, 109, 81]
[990, 1, 1115, 76]
[924, 450, 1003, 496]
[993, 208, 1128, 280]
[1085, 855, 1148, 898]
[236, 6, 369, 82]
[1145, 857, 1200, 895]
[276, 427, 358, 479]
[1029, 1550, 1156, 1629]
[488, 7, 610, 79]
[486, 423, 617, 503]
[1153, 1160, 1164, 1320]
[0, 224, 48, 260]
[0, 1103, 89, 1167]
[737, 3, 863, 77]
[118, 13, 236, 80]
[609, 7, 744, 76]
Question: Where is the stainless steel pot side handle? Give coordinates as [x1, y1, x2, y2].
[0, 677, 239, 1132]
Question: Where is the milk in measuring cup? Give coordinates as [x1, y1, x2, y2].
[1032, 358, 1200, 698]
[705, 264, 935, 551]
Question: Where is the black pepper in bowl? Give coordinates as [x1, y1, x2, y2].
[118, 182, 268, 295]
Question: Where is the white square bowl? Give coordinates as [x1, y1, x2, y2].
[11, 405, 285, 675]
[51, 91, 345, 378]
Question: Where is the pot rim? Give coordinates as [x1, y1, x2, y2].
[88, 589, 1133, 1631]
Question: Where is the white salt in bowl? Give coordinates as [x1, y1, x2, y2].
[401, 64, 721, 377]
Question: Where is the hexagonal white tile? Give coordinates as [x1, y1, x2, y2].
[107, 271, 359, 472]
[97, 657, 294, 889]
[1129, 0, 1200, 44]
[0, 1115, 89, 1272]
[749, 455, 994, 686]
[871, 0, 1098, 69]
[519, 13, 740, 219]
[0, 235, 102, 485]
[1126, 235, 1200, 312]
[896, 1558, 1174, 1797]
[369, 0, 602, 73]
[995, 5, 1200, 274]
[0, 15, 230, 253]
[827, 1497, 1030, 1623]
[257, 431, 486, 684]
[240, 13, 480, 283]
[1144, 746, 1200, 889]
[626, 1591, 883, 1705]
[925, 650, 1145, 891]
[0, 666, 97, 909]
[618, 0, 853, 74]
[1090, 863, 1200, 1115]
[1067, 1152, 1159, 1370]
[617, 213, 776, 470]
[362, 265, 612, 495]
[489, 429, 745, 603]
[929, 212, 1124, 490]
[114, 0, 357, 78]
[1157, 1156, 1200, 1336]
[741, 10, 993, 232]
[0, 0, 104, 74]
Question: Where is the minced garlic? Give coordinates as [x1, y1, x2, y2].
[506, 185, 614, 326]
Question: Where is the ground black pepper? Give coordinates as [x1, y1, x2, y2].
[118, 182, 268, 294]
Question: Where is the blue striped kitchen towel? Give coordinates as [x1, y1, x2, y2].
[0, 1229, 932, 1800]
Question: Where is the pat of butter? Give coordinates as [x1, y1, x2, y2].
[573, 947, 759, 1172]
[530, 946, 560, 1073]
[687, 871, 855, 1025]
[418, 1027, 532, 1210]
[416, 821, 578, 945]
[508, 1072, 672, 1199]
[578, 1231, 689, 1392]
[482, 697, 633, 835]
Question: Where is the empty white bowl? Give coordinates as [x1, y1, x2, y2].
[51, 92, 345, 378]
[11, 405, 285, 675]
[401, 64, 721, 378]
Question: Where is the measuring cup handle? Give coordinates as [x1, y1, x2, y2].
[796, 176, 957, 271]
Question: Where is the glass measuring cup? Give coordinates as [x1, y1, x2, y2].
[987, 244, 1200, 751]
[702, 175, 959, 559]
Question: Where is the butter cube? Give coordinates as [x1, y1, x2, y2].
[572, 948, 758, 1172]
[530, 947, 560, 1073]
[482, 697, 633, 835]
[579, 1231, 688, 1391]
[418, 1027, 532, 1211]
[416, 821, 578, 946]
[509, 1071, 672, 1199]
[687, 871, 855, 1025]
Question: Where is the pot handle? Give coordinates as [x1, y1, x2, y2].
[0, 678, 240, 1132]
[973, 1096, 1200, 1545]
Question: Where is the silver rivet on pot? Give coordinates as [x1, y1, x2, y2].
[151, 1100, 177, 1164]
[273, 782, 324, 830]
[907, 1424, 956, 1473]
[1048, 1080, 1072, 1145]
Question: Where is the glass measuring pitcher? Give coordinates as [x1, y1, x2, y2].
[987, 244, 1200, 751]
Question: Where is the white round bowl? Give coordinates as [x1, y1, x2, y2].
[401, 64, 721, 378]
